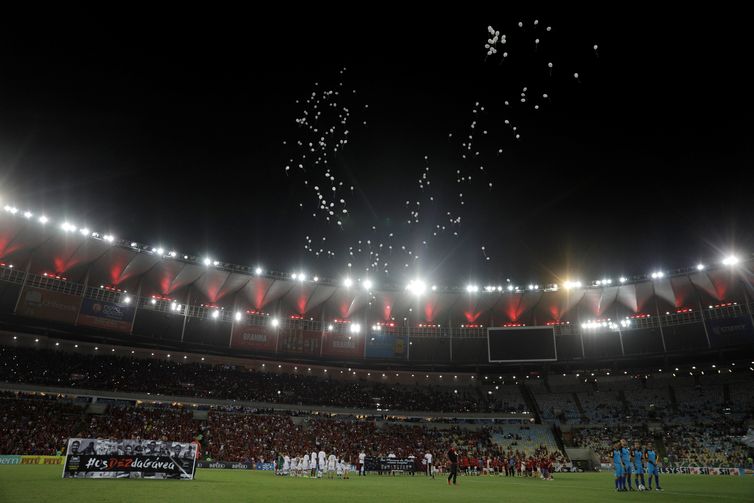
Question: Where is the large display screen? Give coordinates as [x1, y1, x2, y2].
[487, 326, 557, 362]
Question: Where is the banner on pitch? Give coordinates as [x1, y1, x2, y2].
[363, 456, 416, 472]
[62, 438, 197, 480]
[659, 466, 742, 476]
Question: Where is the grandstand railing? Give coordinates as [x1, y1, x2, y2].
[1, 264, 753, 344]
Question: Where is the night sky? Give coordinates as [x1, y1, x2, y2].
[1, 9, 752, 289]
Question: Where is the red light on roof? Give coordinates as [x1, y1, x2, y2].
[503, 323, 525, 327]
[712, 302, 735, 308]
[42, 272, 67, 281]
[461, 323, 484, 328]
[629, 313, 650, 319]
[675, 308, 693, 313]
[289, 314, 303, 320]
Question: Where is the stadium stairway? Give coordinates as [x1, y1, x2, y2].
[668, 384, 678, 409]
[655, 431, 667, 461]
[618, 390, 630, 416]
[551, 424, 568, 455]
[572, 393, 586, 420]
[519, 383, 542, 423]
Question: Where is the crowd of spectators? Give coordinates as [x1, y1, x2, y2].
[0, 346, 497, 413]
[0, 393, 549, 468]
[0, 392, 85, 455]
[663, 422, 752, 468]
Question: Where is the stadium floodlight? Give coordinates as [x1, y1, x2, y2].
[23, 211, 32, 219]
[254, 267, 263, 275]
[343, 277, 353, 288]
[696, 263, 705, 271]
[350, 323, 361, 334]
[406, 279, 427, 296]
[722, 255, 739, 266]
[271, 318, 280, 327]
[203, 257, 212, 266]
[38, 215, 48, 224]
[235, 311, 242, 321]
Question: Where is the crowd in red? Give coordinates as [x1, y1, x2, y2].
[0, 392, 565, 476]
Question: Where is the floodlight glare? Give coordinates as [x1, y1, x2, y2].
[722, 255, 739, 266]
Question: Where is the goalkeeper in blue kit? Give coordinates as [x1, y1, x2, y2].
[645, 442, 663, 491]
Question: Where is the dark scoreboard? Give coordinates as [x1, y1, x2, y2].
[487, 326, 557, 362]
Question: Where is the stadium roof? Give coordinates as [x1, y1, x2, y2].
[2, 211, 753, 326]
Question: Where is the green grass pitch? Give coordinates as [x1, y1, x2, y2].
[0, 466, 752, 502]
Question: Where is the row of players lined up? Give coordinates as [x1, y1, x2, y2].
[275, 449, 350, 478]
[612, 439, 662, 492]
[270, 448, 568, 479]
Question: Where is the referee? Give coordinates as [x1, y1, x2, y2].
[447, 446, 458, 486]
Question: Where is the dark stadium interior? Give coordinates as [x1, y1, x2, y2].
[0, 7, 753, 500]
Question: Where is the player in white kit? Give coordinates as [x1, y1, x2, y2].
[358, 450, 366, 476]
[327, 453, 337, 479]
[318, 449, 326, 478]
[302, 453, 310, 476]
